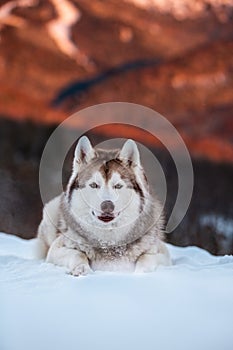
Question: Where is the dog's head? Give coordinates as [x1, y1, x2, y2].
[66, 136, 149, 232]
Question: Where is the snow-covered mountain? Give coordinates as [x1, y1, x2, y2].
[0, 0, 232, 161]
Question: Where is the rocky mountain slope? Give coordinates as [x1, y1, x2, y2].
[0, 0, 232, 161]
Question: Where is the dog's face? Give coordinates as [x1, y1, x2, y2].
[66, 136, 148, 233]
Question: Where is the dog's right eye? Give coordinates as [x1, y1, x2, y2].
[89, 182, 99, 189]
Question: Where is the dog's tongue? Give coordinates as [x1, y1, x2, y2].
[98, 214, 114, 222]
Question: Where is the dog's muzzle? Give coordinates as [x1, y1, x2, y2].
[92, 200, 119, 223]
[98, 200, 115, 222]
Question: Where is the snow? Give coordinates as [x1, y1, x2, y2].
[200, 214, 233, 238]
[47, 0, 81, 57]
[0, 0, 38, 36]
[0, 0, 37, 20]
[0, 0, 91, 68]
[126, 0, 233, 21]
[200, 214, 233, 254]
[0, 232, 233, 350]
[47, 0, 91, 68]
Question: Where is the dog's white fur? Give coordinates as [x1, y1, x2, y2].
[37, 137, 171, 275]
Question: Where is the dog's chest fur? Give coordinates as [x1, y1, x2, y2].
[57, 218, 158, 272]
[91, 246, 134, 271]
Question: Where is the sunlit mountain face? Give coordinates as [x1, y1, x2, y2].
[0, 1, 232, 253]
[0, 0, 232, 161]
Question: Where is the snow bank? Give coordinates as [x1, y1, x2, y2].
[0, 232, 233, 350]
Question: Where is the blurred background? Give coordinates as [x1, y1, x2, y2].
[0, 0, 232, 255]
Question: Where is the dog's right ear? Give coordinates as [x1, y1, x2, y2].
[73, 136, 96, 172]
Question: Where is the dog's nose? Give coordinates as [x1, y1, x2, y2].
[101, 200, 115, 213]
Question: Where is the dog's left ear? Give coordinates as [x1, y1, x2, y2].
[118, 139, 141, 166]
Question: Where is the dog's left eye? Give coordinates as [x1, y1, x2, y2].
[114, 183, 123, 189]
[89, 182, 99, 189]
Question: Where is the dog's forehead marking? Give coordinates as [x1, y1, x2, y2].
[99, 159, 124, 182]
[98, 159, 145, 212]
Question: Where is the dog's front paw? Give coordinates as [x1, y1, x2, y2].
[135, 263, 157, 274]
[135, 252, 171, 274]
[70, 263, 92, 277]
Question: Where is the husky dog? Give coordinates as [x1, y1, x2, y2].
[37, 136, 171, 275]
